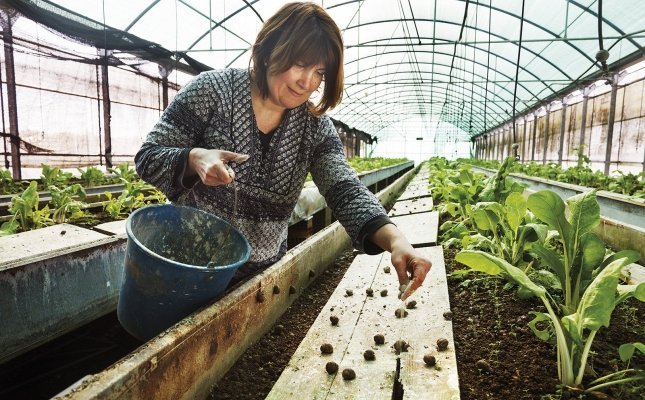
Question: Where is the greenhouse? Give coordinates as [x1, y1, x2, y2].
[0, 0, 643, 399]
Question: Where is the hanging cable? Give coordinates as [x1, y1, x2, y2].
[511, 0, 525, 159]
[483, 0, 491, 134]
[595, 0, 610, 79]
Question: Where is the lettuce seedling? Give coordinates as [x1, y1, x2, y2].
[456, 249, 644, 389]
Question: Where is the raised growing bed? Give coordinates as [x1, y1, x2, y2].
[0, 162, 415, 366]
[44, 164, 420, 399]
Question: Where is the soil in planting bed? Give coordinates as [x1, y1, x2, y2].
[211, 248, 644, 400]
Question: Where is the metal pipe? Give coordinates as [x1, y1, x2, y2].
[604, 75, 618, 175]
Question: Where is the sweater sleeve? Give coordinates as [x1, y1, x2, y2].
[135, 72, 218, 201]
[309, 117, 390, 253]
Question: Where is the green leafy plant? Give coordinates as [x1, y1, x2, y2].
[49, 184, 89, 223]
[108, 162, 138, 183]
[78, 166, 107, 187]
[455, 249, 644, 391]
[527, 190, 607, 314]
[478, 156, 526, 204]
[0, 168, 24, 195]
[347, 156, 408, 173]
[103, 179, 147, 219]
[40, 164, 73, 188]
[0, 181, 53, 235]
[468, 192, 547, 269]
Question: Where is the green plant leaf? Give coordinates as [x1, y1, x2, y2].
[527, 190, 572, 243]
[504, 192, 526, 231]
[567, 190, 600, 237]
[618, 342, 645, 362]
[527, 312, 552, 341]
[456, 250, 546, 297]
[531, 244, 565, 289]
[572, 252, 639, 332]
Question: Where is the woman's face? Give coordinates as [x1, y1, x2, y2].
[266, 62, 326, 110]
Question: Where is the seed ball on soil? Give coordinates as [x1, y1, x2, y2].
[289, 285, 296, 294]
[374, 334, 385, 345]
[423, 354, 436, 367]
[443, 310, 453, 320]
[320, 343, 334, 354]
[363, 349, 376, 361]
[366, 288, 374, 297]
[393, 340, 410, 354]
[256, 291, 265, 303]
[325, 361, 339, 374]
[272, 285, 280, 294]
[330, 315, 339, 326]
[341, 368, 356, 380]
[345, 289, 353, 296]
[436, 338, 449, 351]
[272, 325, 284, 335]
[476, 359, 492, 373]
[383, 266, 391, 273]
[395, 308, 408, 318]
[406, 300, 417, 309]
[380, 289, 388, 297]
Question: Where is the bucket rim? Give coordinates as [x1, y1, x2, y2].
[125, 203, 251, 270]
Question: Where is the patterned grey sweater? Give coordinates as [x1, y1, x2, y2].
[135, 68, 390, 275]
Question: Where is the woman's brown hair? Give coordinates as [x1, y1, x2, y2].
[251, 2, 344, 116]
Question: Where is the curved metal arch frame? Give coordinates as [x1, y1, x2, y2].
[340, 51, 534, 126]
[339, 76, 504, 132]
[343, 18, 579, 83]
[343, 55, 528, 111]
[119, 0, 643, 140]
[336, 90, 497, 134]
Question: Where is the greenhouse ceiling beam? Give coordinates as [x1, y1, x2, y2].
[568, 0, 643, 52]
[343, 48, 543, 106]
[123, 0, 160, 32]
[183, 0, 255, 53]
[346, 34, 645, 47]
[343, 59, 522, 116]
[336, 100, 488, 136]
[344, 18, 579, 83]
[346, 63, 512, 133]
[341, 81, 496, 132]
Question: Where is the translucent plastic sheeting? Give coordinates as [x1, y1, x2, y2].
[13, 0, 644, 140]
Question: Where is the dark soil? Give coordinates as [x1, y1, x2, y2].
[211, 246, 644, 400]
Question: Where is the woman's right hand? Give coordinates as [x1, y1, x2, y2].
[187, 148, 249, 186]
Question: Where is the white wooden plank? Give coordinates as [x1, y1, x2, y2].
[267, 253, 384, 400]
[0, 223, 109, 266]
[325, 253, 403, 400]
[389, 198, 434, 217]
[94, 220, 127, 235]
[398, 247, 459, 399]
[390, 212, 439, 245]
[397, 185, 432, 202]
[327, 247, 459, 399]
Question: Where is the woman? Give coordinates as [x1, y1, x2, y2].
[135, 2, 430, 299]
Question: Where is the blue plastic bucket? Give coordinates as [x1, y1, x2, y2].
[117, 204, 250, 341]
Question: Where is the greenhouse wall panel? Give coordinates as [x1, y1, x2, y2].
[547, 108, 563, 162]
[534, 116, 545, 162]
[108, 103, 160, 158]
[563, 102, 582, 169]
[16, 87, 100, 159]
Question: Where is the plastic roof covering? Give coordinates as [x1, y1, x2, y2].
[25, 0, 645, 140]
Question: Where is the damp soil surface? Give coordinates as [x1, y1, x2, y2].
[211, 249, 644, 400]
